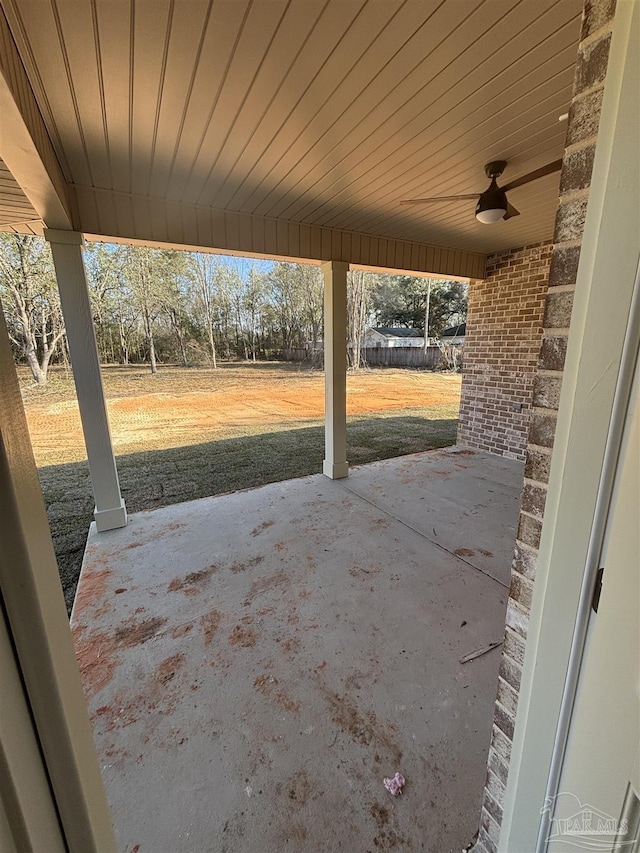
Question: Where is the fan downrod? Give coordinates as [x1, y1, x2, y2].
[484, 160, 507, 181]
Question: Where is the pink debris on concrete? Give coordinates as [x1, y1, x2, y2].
[383, 772, 406, 796]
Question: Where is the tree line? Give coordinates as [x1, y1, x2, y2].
[0, 233, 466, 385]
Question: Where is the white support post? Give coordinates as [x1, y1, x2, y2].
[0, 304, 116, 852]
[322, 260, 349, 479]
[44, 229, 126, 531]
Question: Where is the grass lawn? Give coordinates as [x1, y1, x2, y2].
[21, 363, 461, 611]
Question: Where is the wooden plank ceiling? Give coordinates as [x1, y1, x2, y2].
[0, 0, 583, 257]
[0, 156, 40, 231]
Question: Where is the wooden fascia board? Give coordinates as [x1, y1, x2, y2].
[76, 187, 486, 279]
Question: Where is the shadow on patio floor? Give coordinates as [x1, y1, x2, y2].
[71, 447, 522, 853]
[39, 415, 458, 611]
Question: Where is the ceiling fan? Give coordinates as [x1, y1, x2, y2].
[400, 159, 563, 224]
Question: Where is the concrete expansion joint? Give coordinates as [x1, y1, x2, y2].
[340, 482, 510, 590]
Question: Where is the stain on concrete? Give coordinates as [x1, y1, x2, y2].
[243, 571, 289, 606]
[230, 555, 264, 573]
[370, 802, 390, 828]
[279, 637, 301, 656]
[74, 630, 119, 699]
[251, 520, 275, 536]
[285, 769, 311, 805]
[167, 565, 217, 593]
[254, 675, 301, 713]
[156, 653, 186, 685]
[370, 799, 410, 851]
[453, 548, 475, 558]
[115, 616, 168, 648]
[324, 691, 402, 764]
[92, 653, 188, 736]
[75, 615, 167, 700]
[279, 822, 308, 845]
[200, 609, 222, 645]
[229, 625, 258, 648]
[73, 569, 111, 615]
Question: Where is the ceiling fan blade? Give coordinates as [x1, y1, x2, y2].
[400, 194, 479, 205]
[503, 201, 520, 220]
[501, 159, 563, 193]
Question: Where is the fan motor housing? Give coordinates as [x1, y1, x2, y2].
[485, 160, 508, 180]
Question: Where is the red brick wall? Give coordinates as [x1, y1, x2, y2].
[472, 0, 617, 850]
[457, 243, 552, 460]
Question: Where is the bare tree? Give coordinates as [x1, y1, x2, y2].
[423, 279, 431, 350]
[0, 234, 65, 384]
[347, 269, 372, 370]
[190, 253, 220, 368]
[123, 246, 162, 373]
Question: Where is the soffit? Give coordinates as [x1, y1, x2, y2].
[0, 156, 41, 232]
[2, 0, 583, 255]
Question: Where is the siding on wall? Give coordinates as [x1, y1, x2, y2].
[457, 242, 552, 461]
[471, 0, 618, 850]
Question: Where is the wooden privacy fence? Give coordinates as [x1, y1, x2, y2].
[362, 346, 442, 368]
[283, 345, 448, 369]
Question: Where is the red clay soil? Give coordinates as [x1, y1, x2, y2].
[23, 366, 460, 466]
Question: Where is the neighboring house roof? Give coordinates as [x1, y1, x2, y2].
[442, 323, 466, 337]
[370, 327, 423, 338]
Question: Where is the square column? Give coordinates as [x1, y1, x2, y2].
[322, 260, 349, 479]
[45, 229, 127, 531]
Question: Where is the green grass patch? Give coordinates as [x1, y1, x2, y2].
[40, 411, 458, 613]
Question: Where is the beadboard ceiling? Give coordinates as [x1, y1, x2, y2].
[0, 0, 583, 258]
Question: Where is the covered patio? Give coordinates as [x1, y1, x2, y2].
[5, 1, 635, 851]
[71, 447, 522, 852]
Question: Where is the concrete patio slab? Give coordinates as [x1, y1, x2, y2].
[71, 448, 523, 853]
[345, 448, 523, 586]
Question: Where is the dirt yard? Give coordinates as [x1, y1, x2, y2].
[20, 363, 462, 611]
[22, 363, 461, 466]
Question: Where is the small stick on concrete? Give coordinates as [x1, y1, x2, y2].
[459, 640, 502, 664]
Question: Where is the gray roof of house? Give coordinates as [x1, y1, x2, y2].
[442, 323, 466, 337]
[371, 327, 423, 338]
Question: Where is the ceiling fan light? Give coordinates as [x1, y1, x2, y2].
[476, 207, 506, 224]
[475, 181, 508, 224]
